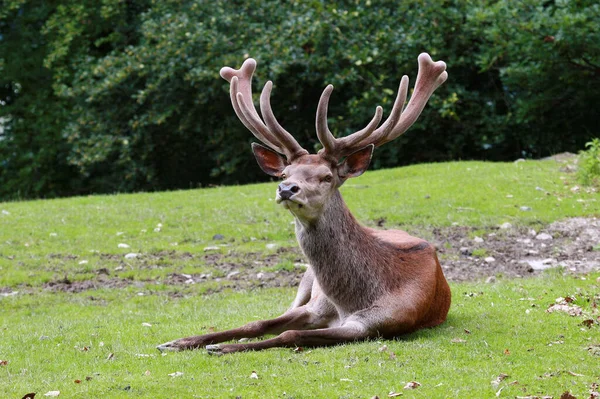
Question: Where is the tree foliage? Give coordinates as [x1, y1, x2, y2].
[1, 0, 598, 200]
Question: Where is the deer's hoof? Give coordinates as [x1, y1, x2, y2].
[156, 340, 183, 352]
[206, 344, 224, 356]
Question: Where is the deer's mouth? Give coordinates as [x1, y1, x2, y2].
[277, 198, 304, 209]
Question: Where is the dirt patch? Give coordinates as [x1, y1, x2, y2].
[42, 276, 143, 293]
[429, 217, 600, 281]
[9, 217, 599, 295]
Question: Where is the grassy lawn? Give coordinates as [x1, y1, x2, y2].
[1, 159, 599, 398]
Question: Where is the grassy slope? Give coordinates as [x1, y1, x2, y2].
[1, 160, 599, 398]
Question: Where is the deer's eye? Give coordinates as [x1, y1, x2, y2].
[280, 173, 287, 180]
[322, 175, 333, 183]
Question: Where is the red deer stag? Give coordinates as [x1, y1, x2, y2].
[157, 53, 451, 354]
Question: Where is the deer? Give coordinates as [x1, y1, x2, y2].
[157, 53, 451, 355]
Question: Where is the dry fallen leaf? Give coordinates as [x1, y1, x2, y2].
[168, 371, 184, 377]
[0, 360, 8, 366]
[567, 371, 584, 377]
[451, 338, 466, 343]
[491, 373, 509, 388]
[388, 392, 402, 397]
[144, 370, 151, 376]
[106, 353, 114, 360]
[560, 391, 576, 399]
[581, 319, 595, 328]
[403, 381, 421, 389]
[547, 304, 583, 316]
[503, 349, 510, 355]
[378, 345, 388, 352]
[74, 380, 81, 384]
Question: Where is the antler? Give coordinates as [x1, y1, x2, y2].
[220, 58, 308, 160]
[316, 53, 448, 160]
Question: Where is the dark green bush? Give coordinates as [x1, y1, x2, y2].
[1, 0, 598, 200]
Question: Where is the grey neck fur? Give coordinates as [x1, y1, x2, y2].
[294, 190, 388, 313]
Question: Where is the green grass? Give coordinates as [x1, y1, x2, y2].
[0, 160, 597, 288]
[1, 272, 599, 398]
[1, 160, 599, 398]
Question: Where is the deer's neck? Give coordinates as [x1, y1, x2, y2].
[294, 190, 385, 312]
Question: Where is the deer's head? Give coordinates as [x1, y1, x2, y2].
[220, 55, 447, 223]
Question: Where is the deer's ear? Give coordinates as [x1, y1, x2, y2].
[338, 144, 374, 180]
[252, 143, 288, 177]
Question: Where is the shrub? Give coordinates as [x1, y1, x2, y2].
[578, 138, 600, 187]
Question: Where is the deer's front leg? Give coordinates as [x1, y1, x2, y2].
[205, 321, 370, 355]
[157, 305, 321, 352]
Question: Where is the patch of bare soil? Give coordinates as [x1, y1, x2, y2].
[19, 217, 600, 294]
[429, 217, 600, 281]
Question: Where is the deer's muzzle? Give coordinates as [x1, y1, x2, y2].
[278, 182, 300, 201]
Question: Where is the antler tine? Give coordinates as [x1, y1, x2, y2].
[359, 75, 409, 148]
[220, 58, 307, 159]
[374, 53, 447, 146]
[315, 85, 337, 155]
[316, 85, 384, 160]
[260, 81, 308, 160]
[318, 53, 447, 160]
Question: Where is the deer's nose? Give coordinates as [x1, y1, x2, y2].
[278, 182, 300, 200]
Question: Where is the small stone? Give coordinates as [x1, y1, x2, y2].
[203, 246, 220, 251]
[124, 253, 138, 259]
[500, 222, 512, 229]
[484, 257, 496, 263]
[256, 272, 265, 279]
[265, 243, 278, 250]
[226, 271, 240, 279]
[474, 237, 484, 243]
[118, 243, 130, 248]
[459, 247, 471, 255]
[212, 234, 225, 240]
[520, 206, 532, 211]
[535, 233, 553, 241]
[485, 276, 496, 284]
